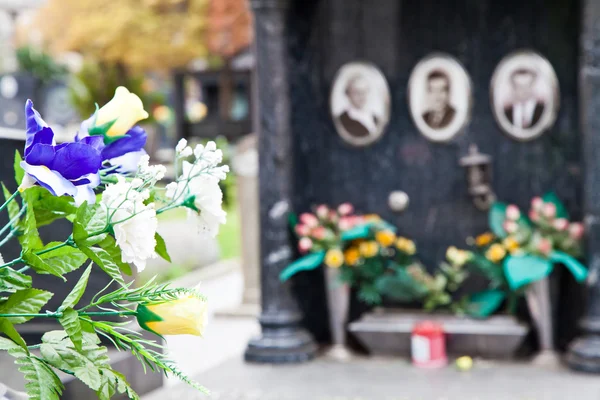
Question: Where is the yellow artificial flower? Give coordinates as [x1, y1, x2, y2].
[395, 237, 416, 255]
[359, 241, 379, 258]
[446, 246, 472, 267]
[486, 243, 507, 263]
[475, 232, 494, 247]
[137, 295, 207, 336]
[375, 230, 396, 247]
[503, 236, 520, 254]
[96, 86, 149, 137]
[325, 248, 344, 268]
[344, 247, 360, 266]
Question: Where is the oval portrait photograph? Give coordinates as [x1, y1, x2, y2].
[490, 51, 559, 141]
[330, 62, 391, 147]
[408, 53, 472, 143]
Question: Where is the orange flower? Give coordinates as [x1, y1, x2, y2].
[375, 230, 396, 247]
[344, 247, 360, 266]
[475, 232, 494, 247]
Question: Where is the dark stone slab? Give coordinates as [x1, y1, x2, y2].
[349, 309, 529, 359]
[283, 0, 581, 346]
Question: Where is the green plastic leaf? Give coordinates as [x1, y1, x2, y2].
[503, 254, 553, 290]
[549, 251, 588, 282]
[0, 289, 53, 324]
[0, 267, 32, 292]
[2, 183, 20, 221]
[59, 308, 83, 350]
[489, 202, 508, 238]
[542, 192, 568, 219]
[38, 242, 88, 276]
[97, 368, 140, 400]
[18, 196, 43, 250]
[154, 232, 171, 262]
[80, 246, 125, 285]
[60, 265, 92, 311]
[73, 202, 108, 243]
[288, 213, 298, 230]
[341, 223, 371, 241]
[40, 341, 104, 391]
[22, 251, 67, 281]
[97, 235, 131, 275]
[20, 186, 77, 227]
[279, 251, 325, 281]
[14, 150, 24, 186]
[467, 289, 506, 318]
[10, 352, 64, 400]
[0, 318, 27, 348]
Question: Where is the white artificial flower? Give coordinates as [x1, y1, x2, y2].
[137, 154, 167, 184]
[167, 161, 227, 237]
[0, 252, 4, 265]
[181, 146, 193, 158]
[193, 143, 204, 159]
[101, 176, 157, 271]
[175, 138, 188, 153]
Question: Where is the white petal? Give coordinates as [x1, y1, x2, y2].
[21, 162, 76, 197]
[73, 185, 96, 206]
[109, 150, 146, 174]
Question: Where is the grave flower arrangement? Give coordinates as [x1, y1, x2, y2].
[448, 193, 588, 317]
[0, 88, 229, 399]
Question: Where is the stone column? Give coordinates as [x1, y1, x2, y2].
[244, 0, 317, 363]
[566, 0, 600, 373]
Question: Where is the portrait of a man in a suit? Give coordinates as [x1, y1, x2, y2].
[504, 68, 545, 130]
[422, 70, 456, 130]
[338, 74, 379, 138]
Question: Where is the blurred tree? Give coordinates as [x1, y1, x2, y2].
[35, 0, 211, 71]
[15, 46, 68, 84]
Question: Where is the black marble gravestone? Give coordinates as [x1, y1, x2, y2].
[247, 0, 600, 366]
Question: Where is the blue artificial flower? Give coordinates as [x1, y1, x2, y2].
[77, 116, 148, 174]
[20, 100, 102, 206]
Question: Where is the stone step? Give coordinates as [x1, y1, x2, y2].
[349, 308, 529, 359]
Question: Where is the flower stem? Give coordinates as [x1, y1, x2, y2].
[0, 191, 19, 214]
[0, 310, 137, 319]
[0, 241, 71, 270]
[156, 203, 181, 215]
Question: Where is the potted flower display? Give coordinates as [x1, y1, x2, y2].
[455, 193, 587, 363]
[0, 89, 229, 399]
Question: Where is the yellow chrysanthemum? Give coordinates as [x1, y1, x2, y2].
[137, 295, 207, 337]
[359, 241, 379, 258]
[395, 237, 416, 255]
[344, 247, 360, 266]
[475, 232, 494, 247]
[325, 248, 344, 268]
[375, 230, 396, 247]
[486, 243, 507, 263]
[503, 236, 520, 254]
[446, 246, 471, 267]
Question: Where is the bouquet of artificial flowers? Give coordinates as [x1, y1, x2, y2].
[0, 87, 229, 400]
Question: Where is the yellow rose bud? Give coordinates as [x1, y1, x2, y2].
[475, 232, 494, 247]
[375, 230, 396, 247]
[137, 295, 207, 337]
[503, 236, 520, 254]
[325, 248, 344, 268]
[344, 247, 360, 266]
[359, 241, 379, 258]
[96, 86, 149, 137]
[485, 243, 507, 263]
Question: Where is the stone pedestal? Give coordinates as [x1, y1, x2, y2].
[244, 0, 317, 363]
[566, 0, 600, 373]
[349, 309, 529, 359]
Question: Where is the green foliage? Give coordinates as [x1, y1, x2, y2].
[59, 308, 84, 350]
[467, 289, 506, 318]
[97, 235, 131, 276]
[504, 254, 553, 290]
[22, 251, 67, 281]
[14, 150, 24, 186]
[0, 289, 53, 324]
[0, 268, 32, 292]
[549, 251, 587, 282]
[79, 246, 125, 285]
[154, 232, 171, 262]
[279, 251, 326, 281]
[16, 46, 68, 84]
[38, 242, 89, 275]
[19, 195, 43, 250]
[60, 265, 93, 311]
[489, 202, 508, 238]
